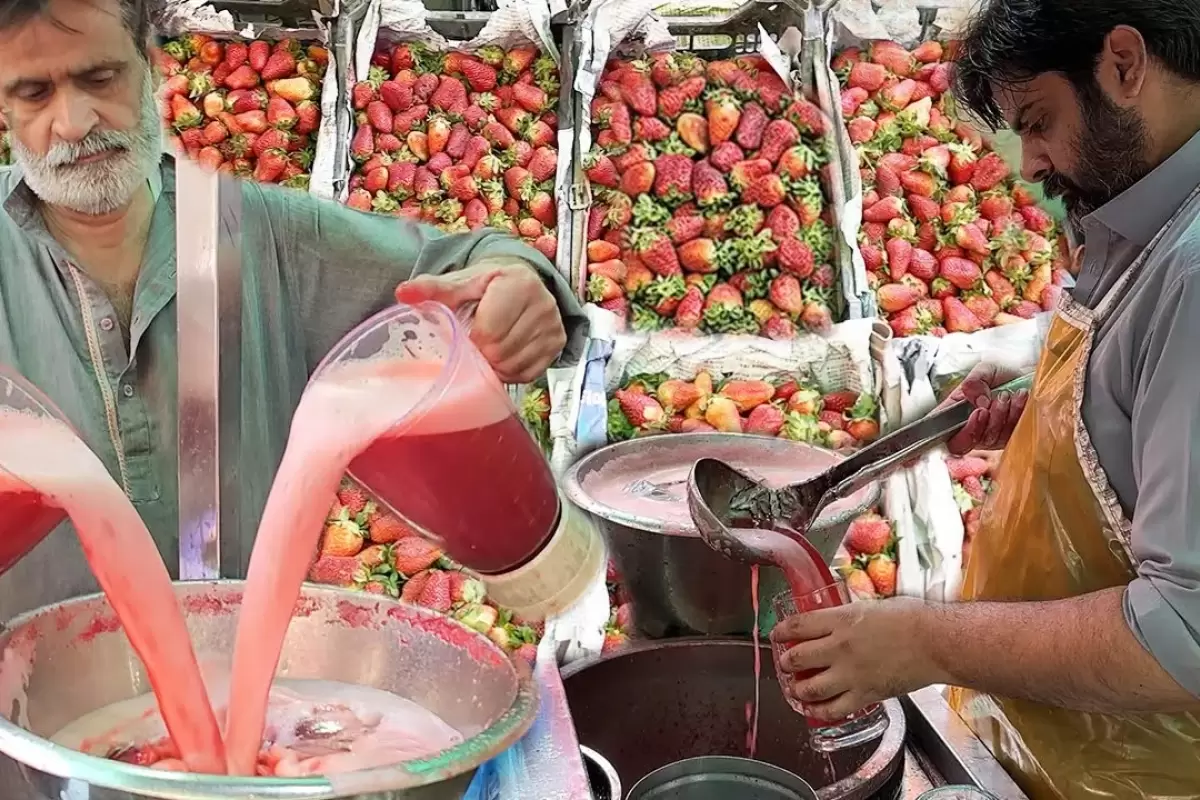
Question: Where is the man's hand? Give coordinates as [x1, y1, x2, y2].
[771, 597, 939, 720]
[395, 260, 567, 384]
[941, 362, 1029, 455]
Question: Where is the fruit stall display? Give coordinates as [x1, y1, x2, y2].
[607, 370, 879, 447]
[308, 479, 544, 664]
[603, 559, 635, 654]
[345, 39, 562, 260]
[155, 33, 329, 188]
[517, 377, 553, 455]
[582, 50, 850, 339]
[831, 38, 1072, 336]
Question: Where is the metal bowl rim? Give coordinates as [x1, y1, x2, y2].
[0, 580, 539, 800]
[627, 754, 818, 799]
[562, 433, 882, 537]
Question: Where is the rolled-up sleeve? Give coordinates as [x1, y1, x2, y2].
[248, 182, 587, 370]
[1124, 265, 1200, 697]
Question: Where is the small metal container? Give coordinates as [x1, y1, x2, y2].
[916, 788, 1001, 800]
[628, 756, 818, 800]
[580, 745, 621, 800]
[563, 434, 880, 638]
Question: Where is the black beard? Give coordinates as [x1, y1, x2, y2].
[1041, 81, 1152, 224]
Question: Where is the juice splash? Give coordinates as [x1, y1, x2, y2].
[55, 678, 462, 776]
[0, 410, 226, 774]
[225, 357, 534, 774]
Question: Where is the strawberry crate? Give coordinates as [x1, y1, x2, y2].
[337, 0, 576, 273]
[816, 2, 1074, 340]
[573, 0, 867, 341]
[153, 0, 340, 196]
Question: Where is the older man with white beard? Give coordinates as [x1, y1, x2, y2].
[0, 0, 586, 622]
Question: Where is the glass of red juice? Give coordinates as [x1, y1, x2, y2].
[0, 365, 72, 575]
[771, 580, 890, 752]
[314, 302, 561, 575]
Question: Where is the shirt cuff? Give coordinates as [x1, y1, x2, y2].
[1123, 576, 1200, 697]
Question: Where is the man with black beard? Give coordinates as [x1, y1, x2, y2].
[772, 2, 1200, 799]
[0, 0, 584, 617]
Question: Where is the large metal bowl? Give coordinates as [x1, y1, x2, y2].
[563, 435, 881, 637]
[0, 581, 538, 800]
[562, 639, 906, 800]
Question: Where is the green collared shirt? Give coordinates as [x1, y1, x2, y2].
[0, 156, 585, 619]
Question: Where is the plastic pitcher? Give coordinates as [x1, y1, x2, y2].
[0, 365, 73, 575]
[312, 302, 604, 620]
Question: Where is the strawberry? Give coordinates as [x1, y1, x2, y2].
[653, 154, 694, 202]
[709, 141, 744, 173]
[846, 512, 892, 555]
[745, 404, 786, 436]
[415, 570, 453, 612]
[877, 281, 921, 313]
[719, 380, 775, 412]
[1019, 205, 1055, 235]
[847, 61, 887, 92]
[911, 41, 943, 63]
[742, 173, 786, 207]
[947, 144, 977, 186]
[309, 555, 359, 587]
[674, 286, 705, 329]
[822, 391, 859, 413]
[347, 188, 372, 211]
[634, 115, 671, 142]
[944, 296, 983, 333]
[940, 256, 982, 289]
[899, 169, 936, 197]
[908, 248, 938, 281]
[766, 205, 801, 242]
[778, 236, 815, 278]
[847, 116, 877, 144]
[668, 207, 706, 244]
[970, 152, 1010, 192]
[529, 191, 557, 227]
[955, 223, 991, 256]
[620, 162, 656, 196]
[253, 148, 289, 182]
[706, 90, 742, 145]
[769, 274, 805, 314]
[883, 237, 913, 279]
[528, 146, 558, 182]
[866, 554, 897, 597]
[862, 196, 904, 223]
[630, 228, 681, 276]
[963, 293, 1000, 325]
[656, 379, 703, 411]
[618, 69, 658, 117]
[845, 567, 878, 600]
[320, 512, 365, 557]
[947, 455, 990, 481]
[692, 160, 730, 207]
[431, 76, 469, 113]
[735, 102, 769, 150]
[880, 79, 916, 111]
[247, 39, 270, 72]
[842, 86, 869, 116]
[616, 388, 665, 427]
[588, 240, 621, 262]
[676, 112, 709, 153]
[704, 395, 743, 433]
[759, 119, 799, 164]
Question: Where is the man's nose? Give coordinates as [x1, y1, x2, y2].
[1020, 138, 1052, 184]
[50, 88, 99, 144]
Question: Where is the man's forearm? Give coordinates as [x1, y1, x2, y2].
[916, 587, 1200, 713]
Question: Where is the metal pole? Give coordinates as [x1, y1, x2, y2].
[175, 158, 242, 580]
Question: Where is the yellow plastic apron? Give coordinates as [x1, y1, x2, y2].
[950, 191, 1200, 800]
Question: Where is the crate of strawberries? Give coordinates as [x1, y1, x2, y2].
[342, 1, 566, 265]
[576, 4, 862, 339]
[602, 316, 879, 443]
[820, 7, 1073, 337]
[153, 2, 337, 194]
[307, 478, 544, 664]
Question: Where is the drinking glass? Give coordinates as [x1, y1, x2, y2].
[771, 580, 890, 752]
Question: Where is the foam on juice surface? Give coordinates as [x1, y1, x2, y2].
[0, 409, 226, 773]
[224, 357, 504, 774]
[53, 678, 463, 776]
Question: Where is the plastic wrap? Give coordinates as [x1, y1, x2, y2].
[156, 0, 340, 198]
[605, 317, 876, 395]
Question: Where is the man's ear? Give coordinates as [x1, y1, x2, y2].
[1097, 25, 1149, 106]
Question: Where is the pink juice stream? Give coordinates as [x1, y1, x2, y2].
[746, 565, 761, 759]
[224, 357, 513, 775]
[0, 410, 226, 773]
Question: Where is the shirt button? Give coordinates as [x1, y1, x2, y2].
[100, 317, 115, 332]
[123, 384, 135, 398]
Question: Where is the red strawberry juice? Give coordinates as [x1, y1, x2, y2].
[225, 354, 550, 774]
[0, 409, 226, 774]
[0, 472, 65, 575]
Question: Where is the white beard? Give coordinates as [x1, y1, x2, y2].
[11, 67, 162, 216]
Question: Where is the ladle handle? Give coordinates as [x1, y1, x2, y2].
[815, 374, 1034, 509]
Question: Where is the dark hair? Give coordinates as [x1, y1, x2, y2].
[0, 0, 151, 51]
[954, 0, 1200, 129]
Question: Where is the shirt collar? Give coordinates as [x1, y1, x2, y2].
[1089, 128, 1200, 246]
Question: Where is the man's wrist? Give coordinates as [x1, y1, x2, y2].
[908, 599, 955, 687]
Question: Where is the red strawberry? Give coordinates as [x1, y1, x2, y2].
[674, 286, 705, 329]
[746, 404, 786, 436]
[735, 102, 769, 150]
[940, 256, 982, 290]
[846, 512, 892, 555]
[653, 153, 694, 201]
[848, 61, 887, 92]
[759, 119, 799, 164]
[778, 236, 815, 278]
[619, 70, 658, 117]
[946, 455, 990, 481]
[848, 116, 877, 144]
[528, 146, 558, 182]
[620, 161, 656, 196]
[668, 206, 706, 245]
[706, 90, 742, 145]
[742, 173, 786, 207]
[415, 570, 454, 612]
[1019, 205, 1055, 235]
[884, 238, 913, 279]
[877, 281, 921, 313]
[863, 196, 904, 223]
[970, 152, 1010, 192]
[769, 274, 805, 314]
[866, 555, 897, 597]
[692, 160, 730, 207]
[615, 388, 665, 427]
[907, 248, 938, 281]
[944, 297, 983, 333]
[634, 115, 671, 142]
[955, 223, 991, 255]
[709, 141, 744, 173]
[431, 76, 469, 113]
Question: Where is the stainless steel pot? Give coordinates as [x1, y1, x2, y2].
[627, 756, 818, 800]
[0, 581, 538, 800]
[562, 435, 881, 637]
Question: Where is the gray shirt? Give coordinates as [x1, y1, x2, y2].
[0, 156, 585, 620]
[1075, 130, 1200, 696]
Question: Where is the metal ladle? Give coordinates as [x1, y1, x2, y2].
[687, 375, 1033, 566]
